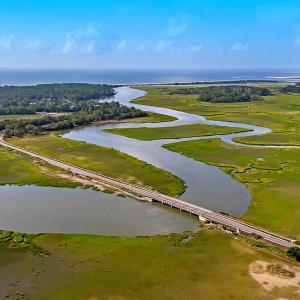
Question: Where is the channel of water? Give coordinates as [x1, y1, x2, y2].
[0, 185, 199, 235]
[63, 86, 274, 215]
[1, 86, 290, 236]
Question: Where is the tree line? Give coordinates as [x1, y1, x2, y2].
[0, 83, 115, 115]
[154, 80, 279, 86]
[1, 102, 147, 138]
[280, 82, 300, 93]
[171, 85, 271, 103]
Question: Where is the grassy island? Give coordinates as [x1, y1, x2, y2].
[9, 133, 185, 196]
[105, 123, 249, 140]
[133, 85, 300, 146]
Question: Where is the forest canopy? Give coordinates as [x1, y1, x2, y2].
[171, 85, 271, 103]
[0, 83, 115, 115]
[280, 82, 300, 93]
[1, 102, 147, 138]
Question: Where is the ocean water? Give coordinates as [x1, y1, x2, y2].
[0, 69, 299, 86]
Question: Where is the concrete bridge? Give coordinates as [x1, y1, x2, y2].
[0, 135, 298, 249]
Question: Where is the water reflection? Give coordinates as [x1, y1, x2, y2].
[0, 185, 199, 236]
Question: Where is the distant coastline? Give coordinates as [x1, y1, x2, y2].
[0, 69, 299, 86]
[128, 79, 283, 87]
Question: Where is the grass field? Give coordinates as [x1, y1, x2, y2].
[0, 146, 78, 187]
[104, 123, 248, 140]
[165, 138, 300, 239]
[0, 230, 299, 300]
[9, 134, 185, 196]
[235, 131, 300, 146]
[130, 111, 177, 123]
[0, 113, 70, 121]
[128, 85, 300, 238]
[134, 86, 300, 146]
[0, 114, 42, 121]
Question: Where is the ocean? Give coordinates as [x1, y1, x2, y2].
[0, 69, 299, 86]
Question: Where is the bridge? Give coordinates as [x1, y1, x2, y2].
[0, 135, 298, 249]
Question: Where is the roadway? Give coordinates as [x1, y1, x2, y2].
[0, 135, 298, 249]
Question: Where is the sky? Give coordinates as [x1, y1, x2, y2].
[0, 0, 300, 70]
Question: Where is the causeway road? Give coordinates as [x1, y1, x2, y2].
[0, 135, 298, 249]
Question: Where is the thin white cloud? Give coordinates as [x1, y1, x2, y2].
[61, 23, 122, 55]
[153, 40, 202, 54]
[167, 17, 188, 37]
[117, 40, 128, 52]
[0, 35, 14, 52]
[81, 40, 95, 55]
[117, 40, 147, 53]
[62, 32, 78, 54]
[154, 39, 172, 52]
[137, 42, 146, 52]
[24, 38, 42, 51]
[232, 42, 248, 51]
[189, 45, 203, 53]
[173, 44, 203, 54]
[0, 22, 200, 58]
[0, 36, 49, 53]
[62, 23, 103, 55]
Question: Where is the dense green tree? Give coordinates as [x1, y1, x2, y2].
[171, 85, 271, 103]
[0, 83, 115, 115]
[2, 102, 147, 138]
[287, 246, 300, 262]
[0, 83, 149, 137]
[281, 82, 300, 93]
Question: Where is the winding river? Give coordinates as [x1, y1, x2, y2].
[0, 86, 295, 236]
[62, 86, 280, 216]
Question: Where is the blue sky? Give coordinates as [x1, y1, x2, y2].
[0, 0, 300, 69]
